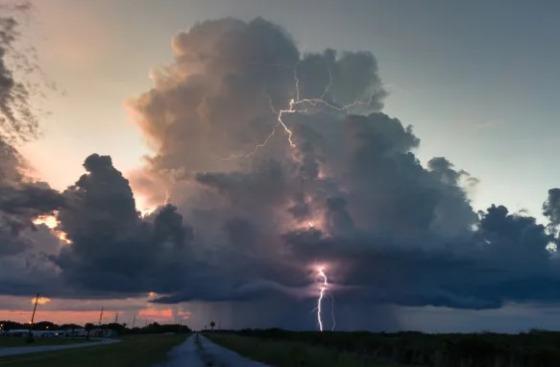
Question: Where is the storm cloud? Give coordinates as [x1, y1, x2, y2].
[4, 16, 560, 330]
[122, 17, 560, 313]
[54, 154, 193, 294]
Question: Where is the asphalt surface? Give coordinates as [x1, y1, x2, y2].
[0, 338, 119, 358]
[156, 333, 269, 367]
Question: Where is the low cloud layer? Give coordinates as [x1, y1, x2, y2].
[0, 139, 62, 255]
[3, 16, 560, 329]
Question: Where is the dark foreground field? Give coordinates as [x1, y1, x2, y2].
[0, 334, 187, 367]
[206, 329, 560, 367]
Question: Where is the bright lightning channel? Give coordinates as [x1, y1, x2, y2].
[316, 265, 329, 332]
[277, 98, 297, 148]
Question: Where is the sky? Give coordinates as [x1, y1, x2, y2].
[21, 0, 560, 220]
[2, 0, 560, 332]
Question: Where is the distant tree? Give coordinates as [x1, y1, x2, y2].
[210, 321, 216, 331]
[60, 323, 81, 330]
[34, 321, 58, 330]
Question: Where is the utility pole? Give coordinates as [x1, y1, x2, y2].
[27, 293, 40, 343]
[98, 306, 104, 325]
[114, 312, 119, 324]
[131, 314, 136, 328]
[30, 293, 40, 325]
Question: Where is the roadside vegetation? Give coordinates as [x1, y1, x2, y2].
[0, 334, 187, 367]
[206, 329, 560, 367]
[206, 332, 398, 367]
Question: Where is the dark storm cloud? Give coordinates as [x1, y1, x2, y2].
[121, 17, 560, 317]
[4, 15, 560, 330]
[0, 178, 63, 255]
[285, 203, 559, 310]
[54, 154, 193, 294]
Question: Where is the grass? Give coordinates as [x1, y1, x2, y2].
[206, 333, 399, 367]
[0, 337, 88, 347]
[0, 334, 188, 367]
[210, 329, 560, 367]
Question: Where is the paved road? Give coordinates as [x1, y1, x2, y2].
[156, 334, 269, 367]
[0, 338, 119, 358]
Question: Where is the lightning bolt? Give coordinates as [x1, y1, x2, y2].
[262, 65, 374, 153]
[225, 62, 376, 160]
[277, 98, 297, 148]
[316, 265, 328, 332]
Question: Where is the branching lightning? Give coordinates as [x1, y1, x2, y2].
[224, 62, 375, 161]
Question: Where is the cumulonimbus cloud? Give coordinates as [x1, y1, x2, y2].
[120, 17, 560, 310]
[4, 17, 560, 330]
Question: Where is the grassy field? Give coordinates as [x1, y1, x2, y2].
[206, 333, 398, 367]
[0, 334, 187, 367]
[0, 337, 88, 347]
[208, 330, 560, 367]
